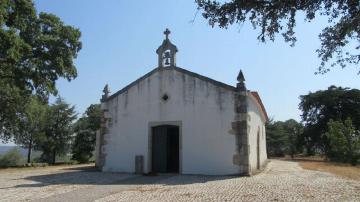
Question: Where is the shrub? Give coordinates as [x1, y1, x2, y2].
[31, 156, 42, 163]
[325, 118, 360, 166]
[72, 127, 95, 163]
[0, 148, 24, 167]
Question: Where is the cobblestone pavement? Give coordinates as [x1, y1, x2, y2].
[1, 160, 359, 202]
[96, 160, 360, 202]
[0, 164, 132, 202]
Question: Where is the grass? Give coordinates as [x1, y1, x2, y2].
[281, 156, 360, 181]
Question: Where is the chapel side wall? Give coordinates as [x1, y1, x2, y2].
[102, 68, 239, 175]
[247, 96, 268, 172]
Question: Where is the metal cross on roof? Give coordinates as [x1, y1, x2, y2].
[164, 28, 171, 39]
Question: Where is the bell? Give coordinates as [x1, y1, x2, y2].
[162, 51, 171, 66]
[164, 51, 171, 58]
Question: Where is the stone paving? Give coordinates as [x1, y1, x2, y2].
[0, 160, 359, 202]
[0, 164, 132, 202]
[96, 160, 360, 202]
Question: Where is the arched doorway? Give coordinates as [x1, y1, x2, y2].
[151, 125, 179, 173]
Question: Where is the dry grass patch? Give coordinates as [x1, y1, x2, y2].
[279, 156, 360, 181]
[299, 161, 360, 180]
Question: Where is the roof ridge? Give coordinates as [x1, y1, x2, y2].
[105, 66, 236, 101]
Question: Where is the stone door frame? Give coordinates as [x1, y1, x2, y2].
[148, 121, 183, 174]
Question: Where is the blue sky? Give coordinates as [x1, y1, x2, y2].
[36, 1, 359, 121]
[2, 1, 359, 146]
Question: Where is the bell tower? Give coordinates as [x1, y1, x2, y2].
[156, 28, 178, 67]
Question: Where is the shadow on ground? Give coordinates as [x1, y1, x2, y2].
[4, 165, 242, 189]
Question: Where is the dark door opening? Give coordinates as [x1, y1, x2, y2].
[152, 125, 179, 173]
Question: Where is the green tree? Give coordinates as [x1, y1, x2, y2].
[72, 104, 101, 163]
[325, 118, 360, 165]
[13, 96, 47, 163]
[266, 119, 303, 157]
[196, 0, 360, 74]
[72, 118, 96, 163]
[299, 86, 360, 155]
[266, 120, 288, 157]
[40, 97, 77, 164]
[283, 119, 304, 158]
[0, 0, 82, 141]
[0, 84, 27, 142]
[84, 104, 101, 131]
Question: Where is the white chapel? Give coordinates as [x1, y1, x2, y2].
[96, 29, 268, 175]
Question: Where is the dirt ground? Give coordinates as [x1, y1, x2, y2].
[280, 156, 360, 180]
[0, 160, 359, 202]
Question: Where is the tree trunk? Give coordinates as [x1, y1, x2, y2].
[27, 135, 33, 164]
[27, 144, 32, 164]
[52, 149, 56, 164]
[306, 145, 314, 156]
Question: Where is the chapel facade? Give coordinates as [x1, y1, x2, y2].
[95, 29, 268, 175]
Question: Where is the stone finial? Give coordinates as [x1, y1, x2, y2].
[237, 70, 245, 83]
[236, 70, 246, 91]
[101, 84, 110, 101]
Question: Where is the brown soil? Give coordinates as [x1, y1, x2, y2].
[279, 156, 360, 181]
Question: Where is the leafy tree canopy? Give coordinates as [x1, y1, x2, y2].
[72, 117, 95, 163]
[266, 119, 288, 157]
[283, 119, 304, 157]
[266, 118, 303, 157]
[40, 97, 77, 164]
[13, 96, 47, 163]
[196, 0, 360, 74]
[325, 118, 360, 165]
[84, 104, 101, 132]
[299, 85, 360, 153]
[72, 104, 101, 163]
[0, 0, 82, 140]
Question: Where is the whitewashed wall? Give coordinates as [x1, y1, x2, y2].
[247, 95, 268, 172]
[100, 67, 267, 175]
[102, 68, 240, 175]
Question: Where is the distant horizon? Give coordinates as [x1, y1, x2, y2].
[0, 145, 16, 147]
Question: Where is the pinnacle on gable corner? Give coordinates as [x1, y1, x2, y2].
[102, 84, 110, 101]
[237, 70, 245, 83]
